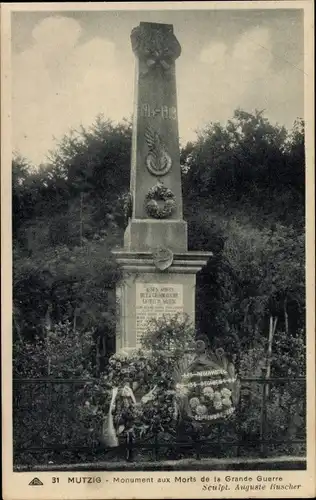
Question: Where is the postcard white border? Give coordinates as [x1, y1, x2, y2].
[1, 1, 315, 499]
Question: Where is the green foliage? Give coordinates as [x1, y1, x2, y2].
[80, 317, 196, 443]
[223, 221, 304, 329]
[104, 350, 177, 439]
[104, 349, 154, 391]
[13, 322, 108, 456]
[47, 115, 131, 208]
[13, 108, 306, 465]
[13, 110, 305, 354]
[195, 216, 305, 352]
[13, 319, 305, 465]
[234, 336, 305, 457]
[239, 343, 267, 377]
[141, 314, 195, 357]
[12, 155, 70, 244]
[12, 115, 131, 369]
[13, 116, 131, 251]
[13, 321, 95, 378]
[13, 240, 122, 360]
[271, 329, 306, 377]
[181, 109, 304, 228]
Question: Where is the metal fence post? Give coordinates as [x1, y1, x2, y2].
[154, 432, 159, 461]
[260, 368, 268, 458]
[194, 424, 201, 460]
[126, 430, 133, 462]
[46, 381, 51, 450]
[235, 388, 243, 458]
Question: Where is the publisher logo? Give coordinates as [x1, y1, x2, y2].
[29, 477, 43, 486]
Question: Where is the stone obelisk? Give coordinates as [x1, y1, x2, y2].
[113, 22, 212, 351]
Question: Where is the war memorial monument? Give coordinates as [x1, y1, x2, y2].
[113, 22, 212, 351]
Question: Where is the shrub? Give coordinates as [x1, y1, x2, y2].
[13, 321, 95, 378]
[13, 240, 122, 369]
[13, 318, 306, 464]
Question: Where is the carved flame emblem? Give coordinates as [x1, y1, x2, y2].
[144, 126, 172, 176]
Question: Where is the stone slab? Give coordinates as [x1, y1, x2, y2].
[116, 272, 196, 351]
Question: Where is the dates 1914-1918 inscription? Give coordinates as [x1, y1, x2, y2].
[141, 103, 177, 120]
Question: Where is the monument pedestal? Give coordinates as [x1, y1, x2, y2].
[124, 218, 188, 252]
[113, 250, 212, 351]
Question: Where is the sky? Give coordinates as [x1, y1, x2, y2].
[11, 7, 304, 166]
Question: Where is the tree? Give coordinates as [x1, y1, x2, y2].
[12, 109, 305, 379]
[48, 115, 132, 207]
[12, 154, 37, 239]
[181, 109, 304, 228]
[13, 239, 122, 364]
[13, 116, 132, 251]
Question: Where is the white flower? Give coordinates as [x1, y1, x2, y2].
[114, 350, 128, 361]
[84, 401, 90, 407]
[176, 383, 189, 397]
[214, 400, 223, 410]
[202, 386, 214, 398]
[221, 388, 232, 398]
[195, 404, 208, 416]
[189, 397, 200, 409]
[213, 391, 222, 400]
[222, 398, 232, 407]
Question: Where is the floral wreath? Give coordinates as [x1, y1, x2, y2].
[175, 339, 240, 423]
[145, 183, 176, 219]
[100, 349, 178, 446]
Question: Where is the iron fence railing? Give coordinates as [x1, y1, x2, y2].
[13, 373, 306, 464]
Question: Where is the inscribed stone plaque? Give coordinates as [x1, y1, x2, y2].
[135, 282, 183, 346]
